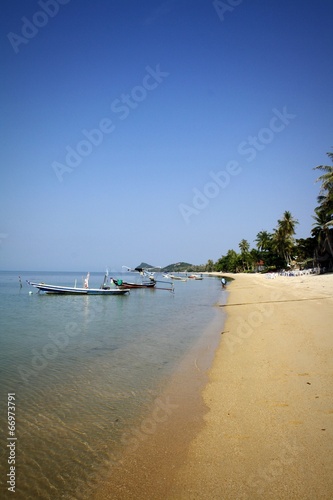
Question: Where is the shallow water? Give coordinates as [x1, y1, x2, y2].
[0, 271, 225, 499]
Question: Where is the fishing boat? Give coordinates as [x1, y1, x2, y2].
[110, 278, 156, 289]
[111, 265, 157, 289]
[187, 274, 204, 280]
[27, 272, 130, 295]
[121, 266, 174, 292]
[163, 273, 187, 282]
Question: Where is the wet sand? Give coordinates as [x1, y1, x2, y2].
[95, 273, 333, 499]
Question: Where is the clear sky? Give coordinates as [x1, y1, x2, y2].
[1, 0, 332, 271]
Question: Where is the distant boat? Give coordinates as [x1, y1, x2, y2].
[188, 274, 203, 280]
[27, 272, 130, 295]
[163, 273, 187, 282]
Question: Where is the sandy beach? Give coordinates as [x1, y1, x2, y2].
[170, 272, 333, 499]
[96, 272, 333, 499]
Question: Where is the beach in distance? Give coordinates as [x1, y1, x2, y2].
[96, 271, 333, 499]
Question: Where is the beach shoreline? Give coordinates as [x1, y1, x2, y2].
[95, 272, 333, 499]
[170, 272, 333, 499]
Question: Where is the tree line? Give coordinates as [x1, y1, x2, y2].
[200, 149, 333, 274]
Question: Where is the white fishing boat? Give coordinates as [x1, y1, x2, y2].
[27, 272, 130, 295]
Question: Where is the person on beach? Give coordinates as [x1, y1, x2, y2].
[221, 277, 226, 288]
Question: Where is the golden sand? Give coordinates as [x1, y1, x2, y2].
[170, 272, 333, 499]
[96, 272, 333, 499]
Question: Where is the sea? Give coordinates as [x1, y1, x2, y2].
[0, 270, 226, 499]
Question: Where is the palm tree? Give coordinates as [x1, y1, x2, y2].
[255, 230, 272, 252]
[313, 149, 333, 265]
[277, 210, 298, 238]
[205, 259, 214, 272]
[239, 239, 250, 254]
[314, 151, 333, 208]
[312, 208, 333, 260]
[315, 153, 333, 215]
[238, 239, 250, 271]
[272, 211, 298, 267]
[294, 237, 316, 266]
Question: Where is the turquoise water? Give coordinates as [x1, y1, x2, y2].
[0, 271, 225, 499]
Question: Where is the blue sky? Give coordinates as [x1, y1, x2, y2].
[1, 0, 332, 271]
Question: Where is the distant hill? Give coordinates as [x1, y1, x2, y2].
[136, 261, 195, 272]
[161, 262, 193, 272]
[135, 262, 158, 270]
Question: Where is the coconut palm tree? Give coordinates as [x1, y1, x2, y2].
[272, 211, 298, 267]
[312, 208, 333, 260]
[277, 211, 298, 238]
[255, 230, 272, 252]
[315, 153, 333, 214]
[314, 151, 333, 209]
[239, 239, 250, 254]
[313, 149, 333, 266]
[238, 239, 251, 271]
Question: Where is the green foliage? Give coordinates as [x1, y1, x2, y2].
[312, 149, 333, 265]
[271, 211, 299, 267]
[215, 249, 240, 273]
[205, 259, 215, 272]
[211, 210, 299, 273]
[295, 237, 316, 264]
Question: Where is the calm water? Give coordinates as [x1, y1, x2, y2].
[0, 271, 225, 499]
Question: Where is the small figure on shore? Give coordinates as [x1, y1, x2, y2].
[221, 277, 226, 289]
